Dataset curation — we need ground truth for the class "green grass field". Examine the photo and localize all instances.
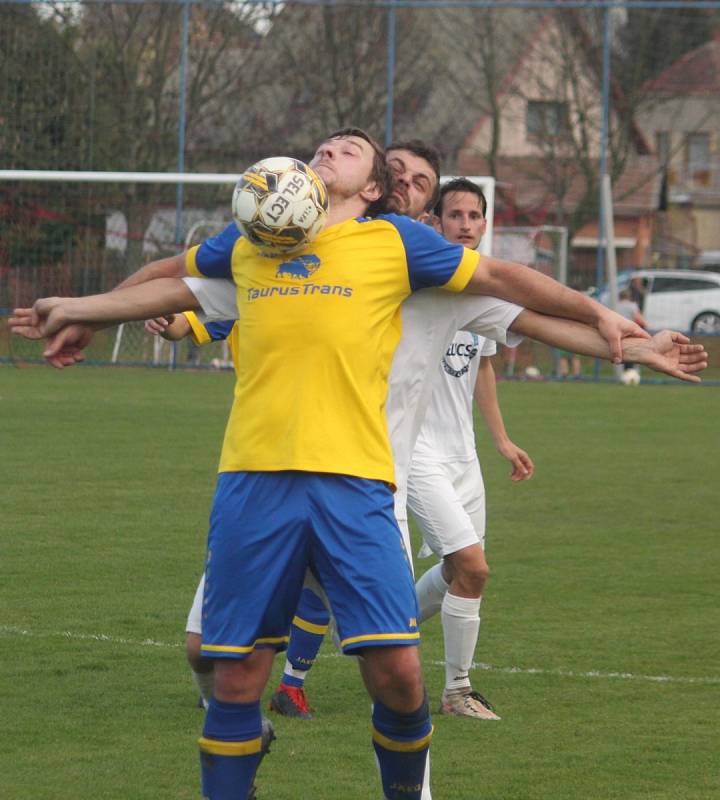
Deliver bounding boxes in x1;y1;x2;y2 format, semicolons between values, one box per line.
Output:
2;366;718;799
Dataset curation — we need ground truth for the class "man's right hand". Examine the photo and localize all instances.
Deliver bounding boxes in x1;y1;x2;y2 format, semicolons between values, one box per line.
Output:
10;297;78;337
10;300;96;369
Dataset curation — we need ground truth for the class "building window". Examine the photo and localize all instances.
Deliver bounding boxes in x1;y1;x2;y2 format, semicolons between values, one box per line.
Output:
526;101;570;139
685;132;710;186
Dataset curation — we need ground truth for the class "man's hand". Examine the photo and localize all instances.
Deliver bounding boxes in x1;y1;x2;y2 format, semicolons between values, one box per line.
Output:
625;331;707;382
10;300;96;369
144;314;192;341
144;316;175;336
10;279;200;369
41;324;96;368
10;297;75;338
597;307;651;363
495;440;535;482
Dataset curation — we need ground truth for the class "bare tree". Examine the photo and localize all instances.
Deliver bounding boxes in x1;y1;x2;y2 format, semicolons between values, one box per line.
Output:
247;3;438;159
413;6;539;173
451;10;657;238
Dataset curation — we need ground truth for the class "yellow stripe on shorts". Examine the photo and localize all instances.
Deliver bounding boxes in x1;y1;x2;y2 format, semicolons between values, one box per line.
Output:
201;635;289;655
340;631;420;648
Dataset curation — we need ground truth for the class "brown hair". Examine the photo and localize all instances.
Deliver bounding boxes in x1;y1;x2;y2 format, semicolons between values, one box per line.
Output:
387;139;442;211
328;127;391;201
435;177;487;217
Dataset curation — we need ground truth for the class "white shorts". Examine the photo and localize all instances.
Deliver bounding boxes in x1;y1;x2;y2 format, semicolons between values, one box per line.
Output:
394;516;415;578
407;457;486;558
186;574;205;634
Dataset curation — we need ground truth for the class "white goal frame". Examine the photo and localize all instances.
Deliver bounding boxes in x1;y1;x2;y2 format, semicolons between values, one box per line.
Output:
1;168;495;252
3;169;495;367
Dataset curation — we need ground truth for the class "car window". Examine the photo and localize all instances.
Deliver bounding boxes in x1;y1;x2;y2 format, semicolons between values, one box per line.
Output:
686;279;720;290
650;277;720;293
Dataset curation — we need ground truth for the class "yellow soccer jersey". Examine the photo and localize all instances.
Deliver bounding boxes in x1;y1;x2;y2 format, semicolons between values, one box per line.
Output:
186;214;478;484
183;313;240;374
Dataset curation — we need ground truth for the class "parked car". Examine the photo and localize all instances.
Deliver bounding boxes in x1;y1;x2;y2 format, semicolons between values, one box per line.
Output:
594;269;720;334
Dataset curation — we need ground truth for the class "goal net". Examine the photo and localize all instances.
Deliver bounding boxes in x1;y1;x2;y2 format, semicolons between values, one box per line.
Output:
3;171;499;367
2;170;577;377
492;225;571;378
1;170;235;366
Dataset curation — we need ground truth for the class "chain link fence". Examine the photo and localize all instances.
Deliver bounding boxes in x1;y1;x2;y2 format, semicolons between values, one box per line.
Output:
2;1;719;372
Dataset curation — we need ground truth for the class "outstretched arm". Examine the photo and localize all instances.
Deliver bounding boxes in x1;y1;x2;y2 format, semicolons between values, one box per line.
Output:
464;256;649;363
18;254;190;366
474;357;534;481
10;278;200;368
510;310;707;382
115;254;187;290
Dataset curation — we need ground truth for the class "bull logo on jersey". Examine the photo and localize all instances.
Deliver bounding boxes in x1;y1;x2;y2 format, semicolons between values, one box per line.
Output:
276;254;321;280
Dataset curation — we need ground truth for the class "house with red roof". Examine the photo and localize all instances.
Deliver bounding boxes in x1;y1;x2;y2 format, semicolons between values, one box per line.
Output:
453;11;665;287
638;32;720;269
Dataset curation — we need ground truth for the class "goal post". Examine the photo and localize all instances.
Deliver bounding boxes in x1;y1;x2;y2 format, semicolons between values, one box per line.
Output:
1;169;237;365
2;169;495;366
111;213;232;367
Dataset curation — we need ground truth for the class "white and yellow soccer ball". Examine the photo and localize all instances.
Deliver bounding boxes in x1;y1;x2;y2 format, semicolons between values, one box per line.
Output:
232;156;328;256
621;367;641;385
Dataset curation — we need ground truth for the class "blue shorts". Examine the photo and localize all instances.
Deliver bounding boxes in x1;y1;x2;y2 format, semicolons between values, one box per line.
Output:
200;471;420;659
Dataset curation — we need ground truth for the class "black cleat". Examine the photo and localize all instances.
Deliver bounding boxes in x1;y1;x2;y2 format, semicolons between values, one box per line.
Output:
269;684;313;719
248;717;276;800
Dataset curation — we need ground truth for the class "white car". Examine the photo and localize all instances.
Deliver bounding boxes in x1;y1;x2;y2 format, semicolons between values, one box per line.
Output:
597;269;720;334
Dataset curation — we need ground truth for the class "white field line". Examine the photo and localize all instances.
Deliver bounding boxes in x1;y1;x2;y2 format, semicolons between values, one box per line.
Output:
3;623;719;686
0;623;182;650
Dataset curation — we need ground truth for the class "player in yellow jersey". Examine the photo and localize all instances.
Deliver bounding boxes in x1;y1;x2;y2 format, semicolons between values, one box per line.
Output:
13;128;682;800
147;311;330;721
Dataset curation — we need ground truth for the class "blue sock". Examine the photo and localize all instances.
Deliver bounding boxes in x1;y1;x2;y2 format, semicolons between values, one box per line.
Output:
199;698;263;800
283;588;329;686
372;698;433;800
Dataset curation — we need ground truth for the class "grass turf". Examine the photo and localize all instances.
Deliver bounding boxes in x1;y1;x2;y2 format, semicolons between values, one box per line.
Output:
1;366;718;799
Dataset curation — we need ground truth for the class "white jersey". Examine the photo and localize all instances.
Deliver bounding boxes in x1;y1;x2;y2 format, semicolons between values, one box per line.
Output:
182;278;524;526
412;331;495;463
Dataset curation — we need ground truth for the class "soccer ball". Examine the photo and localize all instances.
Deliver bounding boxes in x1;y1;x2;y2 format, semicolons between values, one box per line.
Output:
621;368;641;385
232;156;328;256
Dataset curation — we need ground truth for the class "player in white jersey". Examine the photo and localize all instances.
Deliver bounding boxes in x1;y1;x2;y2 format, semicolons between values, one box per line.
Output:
408;178;533;720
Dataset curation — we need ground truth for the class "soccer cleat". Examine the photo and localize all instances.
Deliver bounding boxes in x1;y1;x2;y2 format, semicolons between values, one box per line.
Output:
269;683;312;719
438;689;501;720
248;716;276;800
260;716;277;756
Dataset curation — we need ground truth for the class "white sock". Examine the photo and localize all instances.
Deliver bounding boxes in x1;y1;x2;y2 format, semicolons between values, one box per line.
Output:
192;668;214;709
421;751;432;800
415;563;448;623
441;593;481;693
282;658;307;684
